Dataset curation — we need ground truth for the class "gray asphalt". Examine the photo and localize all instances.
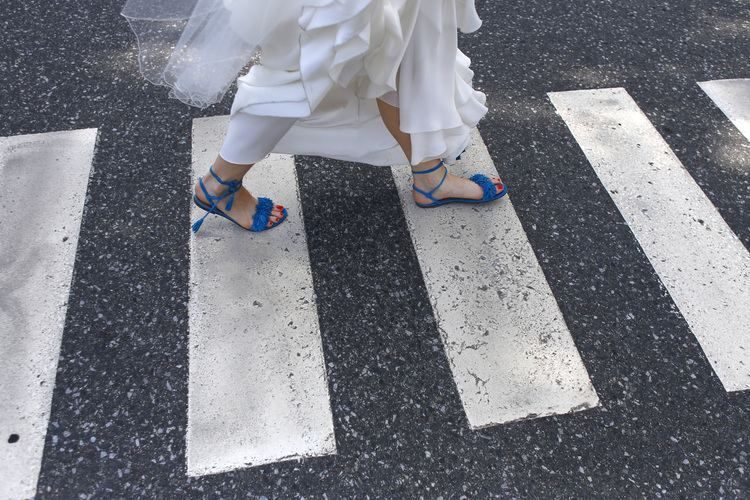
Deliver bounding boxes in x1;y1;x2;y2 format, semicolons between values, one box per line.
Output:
1;0;749;497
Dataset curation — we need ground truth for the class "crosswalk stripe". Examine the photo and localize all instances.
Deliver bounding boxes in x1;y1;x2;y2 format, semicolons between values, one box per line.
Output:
391;129;600;429
698;79;750;142
549;87;750;392
187;117;336;476
0;129;97;499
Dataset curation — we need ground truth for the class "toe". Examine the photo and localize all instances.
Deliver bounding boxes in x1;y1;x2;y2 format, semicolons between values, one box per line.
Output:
267;214;280;227
267;206;285;227
492;177;505;194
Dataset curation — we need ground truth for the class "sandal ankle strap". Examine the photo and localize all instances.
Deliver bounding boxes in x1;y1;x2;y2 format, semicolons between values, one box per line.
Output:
411;161;447;204
411;160;445;175
192;166;243;233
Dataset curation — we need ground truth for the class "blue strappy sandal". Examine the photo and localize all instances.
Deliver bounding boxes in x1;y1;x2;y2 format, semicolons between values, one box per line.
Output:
192;166;287;233
412;161;507;208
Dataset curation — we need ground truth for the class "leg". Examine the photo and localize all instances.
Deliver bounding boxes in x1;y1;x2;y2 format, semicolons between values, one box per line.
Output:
376;99;504;205
194;113;296;230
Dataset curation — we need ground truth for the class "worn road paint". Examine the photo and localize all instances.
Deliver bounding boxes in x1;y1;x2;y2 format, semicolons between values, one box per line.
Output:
698;79;750;142
0;129;96;499
187;116;335;476
550;87;750;392
391;129;599;429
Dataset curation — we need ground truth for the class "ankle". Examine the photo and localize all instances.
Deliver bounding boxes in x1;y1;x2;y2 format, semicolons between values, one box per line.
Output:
412;160;446;188
199;170;237;196
411;158;442;173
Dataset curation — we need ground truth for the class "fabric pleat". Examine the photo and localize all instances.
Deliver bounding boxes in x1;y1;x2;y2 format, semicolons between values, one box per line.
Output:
122;0;487;166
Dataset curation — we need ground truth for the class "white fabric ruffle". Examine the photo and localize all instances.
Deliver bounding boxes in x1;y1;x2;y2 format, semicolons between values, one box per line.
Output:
231;0;486;166
122;0;487;166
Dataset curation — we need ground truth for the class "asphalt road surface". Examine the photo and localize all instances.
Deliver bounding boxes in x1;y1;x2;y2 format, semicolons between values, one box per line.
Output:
1;0;749;498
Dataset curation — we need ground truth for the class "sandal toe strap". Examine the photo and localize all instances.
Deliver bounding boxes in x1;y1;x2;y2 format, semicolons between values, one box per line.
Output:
250;197;274;231
469;174;499;201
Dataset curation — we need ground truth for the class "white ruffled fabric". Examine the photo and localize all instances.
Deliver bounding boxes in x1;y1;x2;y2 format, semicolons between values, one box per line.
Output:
123;0;487;166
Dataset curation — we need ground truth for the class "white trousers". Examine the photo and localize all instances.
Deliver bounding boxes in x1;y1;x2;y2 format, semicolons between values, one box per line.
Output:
219;113;298;165
218;91;401;166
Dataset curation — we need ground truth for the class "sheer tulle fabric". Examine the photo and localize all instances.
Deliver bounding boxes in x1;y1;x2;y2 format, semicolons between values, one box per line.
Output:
122;0;268;108
122;0;488;166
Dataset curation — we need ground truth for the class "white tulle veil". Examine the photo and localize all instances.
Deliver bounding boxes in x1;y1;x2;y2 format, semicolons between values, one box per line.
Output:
121;0;277;107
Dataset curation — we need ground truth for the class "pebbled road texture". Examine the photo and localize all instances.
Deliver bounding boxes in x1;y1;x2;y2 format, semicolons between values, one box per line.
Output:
1;0;748;497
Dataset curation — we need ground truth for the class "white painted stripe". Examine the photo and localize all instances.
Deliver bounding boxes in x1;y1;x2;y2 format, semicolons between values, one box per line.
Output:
391;129;599;429
187;116;335;476
0;129;96;499
549;87;750;392
698;79;750;141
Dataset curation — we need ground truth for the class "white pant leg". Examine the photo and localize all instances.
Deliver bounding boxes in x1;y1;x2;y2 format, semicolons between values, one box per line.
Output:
219;113;298;165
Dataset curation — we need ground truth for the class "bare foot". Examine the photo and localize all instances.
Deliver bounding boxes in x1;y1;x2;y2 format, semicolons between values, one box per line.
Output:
411;160;504;206
195;174;284;230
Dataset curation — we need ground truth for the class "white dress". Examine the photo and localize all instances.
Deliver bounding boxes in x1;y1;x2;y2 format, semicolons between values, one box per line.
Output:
122;0;488;166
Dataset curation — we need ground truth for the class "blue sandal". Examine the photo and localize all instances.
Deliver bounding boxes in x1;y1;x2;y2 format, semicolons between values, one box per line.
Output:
192;166;287;233
412;161;507;208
